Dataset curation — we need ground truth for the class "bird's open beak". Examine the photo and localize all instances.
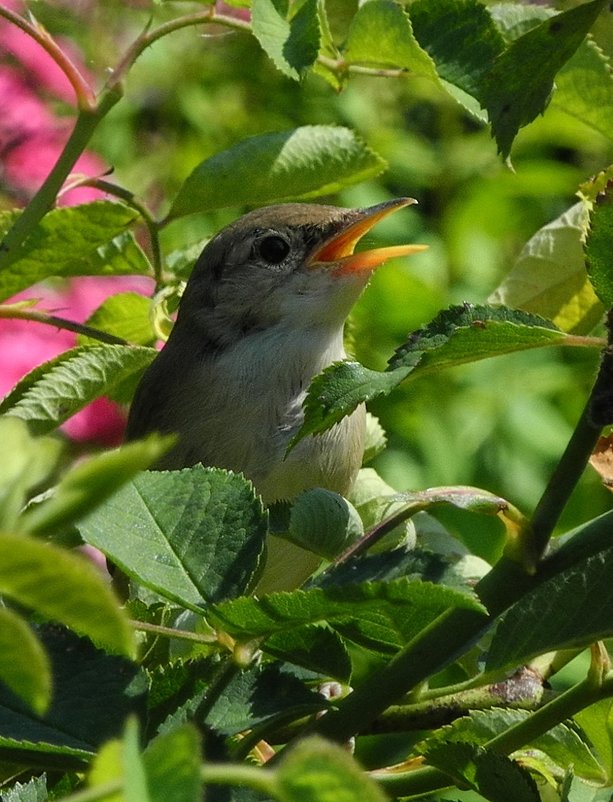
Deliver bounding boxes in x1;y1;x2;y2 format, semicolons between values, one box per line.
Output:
308;197;428;276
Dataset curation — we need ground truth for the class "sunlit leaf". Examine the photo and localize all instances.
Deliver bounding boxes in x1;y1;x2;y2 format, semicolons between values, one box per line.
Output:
252;0;320;79
0;608;51;716
167;126;386;218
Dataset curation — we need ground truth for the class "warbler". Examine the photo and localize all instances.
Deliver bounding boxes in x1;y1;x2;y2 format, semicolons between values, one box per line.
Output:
127;199;425;590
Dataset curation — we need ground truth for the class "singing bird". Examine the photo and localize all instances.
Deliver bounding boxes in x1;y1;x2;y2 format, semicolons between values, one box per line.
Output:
127;198;425;590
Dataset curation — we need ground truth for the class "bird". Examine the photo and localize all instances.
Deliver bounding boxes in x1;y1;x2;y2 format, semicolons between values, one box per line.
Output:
126;198;425;591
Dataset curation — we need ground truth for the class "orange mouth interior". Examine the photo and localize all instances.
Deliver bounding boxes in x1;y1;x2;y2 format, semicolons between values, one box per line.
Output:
309;198;428;275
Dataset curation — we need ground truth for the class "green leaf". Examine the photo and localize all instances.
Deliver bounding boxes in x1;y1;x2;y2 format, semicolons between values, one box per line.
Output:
483;0;608;159
486;542;613;674
252;0;320;80
344;0;437;78
262;625;352;682
276;736;388;802
0;626;145;758
79;466;267;610
410;0;504;99
0;534;135;658
19;435;173;538
553;37;613;144
294;305;567;444
424;740;540;802
0;345;156;435
424;708;606;783
143;724;203;802
585;178;613;307
167;126;386;218
77;292;155;348
0;609;51;716
212;577;484;654
206;664;326;737
575;699;613;781
0;418;63;531
490;202;603;334
0;202;151;301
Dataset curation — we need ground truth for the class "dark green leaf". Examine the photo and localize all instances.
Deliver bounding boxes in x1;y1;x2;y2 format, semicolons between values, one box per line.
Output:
206;664;326;737
212;578;484;654
294;305;566;445
483;0;608;159
388;304;564;371
0;609;51;716
252;0;320;80
410;0;504;99
0;626;145;759
276;736;388;802
0;345;156;435
0;534;135;658
424;741;540;802
0;203;151;301
585;178;613;307
167;127;386;218
344;0;437;77
487;542;613;673
79;466;267;609
262;625;352;682
424;708;605;783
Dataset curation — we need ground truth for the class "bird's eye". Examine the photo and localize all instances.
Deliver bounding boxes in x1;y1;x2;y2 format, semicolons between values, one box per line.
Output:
257;235;291;264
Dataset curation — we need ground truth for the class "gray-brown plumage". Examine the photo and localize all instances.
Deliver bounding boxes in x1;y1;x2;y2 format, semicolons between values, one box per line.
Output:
127;199;424;590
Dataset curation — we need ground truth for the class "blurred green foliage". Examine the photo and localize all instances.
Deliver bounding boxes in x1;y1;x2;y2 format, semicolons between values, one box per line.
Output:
41;0;613;558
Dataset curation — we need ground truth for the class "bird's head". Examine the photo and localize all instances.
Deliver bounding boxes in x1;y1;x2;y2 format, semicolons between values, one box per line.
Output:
175;198;426;351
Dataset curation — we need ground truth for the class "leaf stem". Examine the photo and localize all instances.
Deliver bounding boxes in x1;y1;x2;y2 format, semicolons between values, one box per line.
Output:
131;618;217;644
0;304;129;345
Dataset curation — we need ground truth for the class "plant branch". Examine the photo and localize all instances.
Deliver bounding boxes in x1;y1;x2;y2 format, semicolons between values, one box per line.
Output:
0;5;96;110
0;303;129;345
131;619;217;644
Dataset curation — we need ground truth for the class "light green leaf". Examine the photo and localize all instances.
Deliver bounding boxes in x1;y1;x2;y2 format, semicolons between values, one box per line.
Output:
212;577;483;654
490;202;603;334
252;0;320;80
0;345;156;435
276;736;388;802
0;775;49;802
0;534;135;658
0;608;51;716
483;0;608;159
78;292;155;348
167;126;386;219
0;202;151;301
553;37;613;144
19;435;173;538
575;699;613;781
0;418;63;531
79;466;267;610
344;0;437;78
144;724;203;802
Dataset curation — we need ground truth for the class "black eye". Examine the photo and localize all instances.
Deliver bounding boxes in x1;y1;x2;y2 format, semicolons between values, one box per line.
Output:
257;235;290;264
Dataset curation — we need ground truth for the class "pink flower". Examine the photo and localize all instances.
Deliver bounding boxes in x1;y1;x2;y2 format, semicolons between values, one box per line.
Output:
0;4;155;445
